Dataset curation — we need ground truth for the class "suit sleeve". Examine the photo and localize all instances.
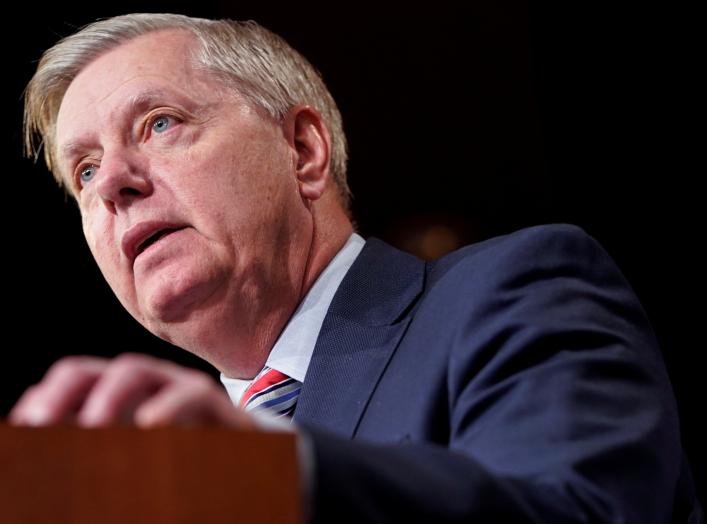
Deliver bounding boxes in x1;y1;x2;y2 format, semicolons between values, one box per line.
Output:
301;225;684;524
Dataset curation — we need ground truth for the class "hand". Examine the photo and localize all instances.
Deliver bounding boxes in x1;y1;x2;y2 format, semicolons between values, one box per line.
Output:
9;353;256;429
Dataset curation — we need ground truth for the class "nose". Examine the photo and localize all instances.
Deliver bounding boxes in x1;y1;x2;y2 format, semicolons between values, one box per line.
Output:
95;148;153;214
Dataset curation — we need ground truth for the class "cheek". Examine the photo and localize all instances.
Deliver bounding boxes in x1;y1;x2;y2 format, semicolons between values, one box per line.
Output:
81;211;139;316
81;208;121;279
81;203;106;253
80;209;98;258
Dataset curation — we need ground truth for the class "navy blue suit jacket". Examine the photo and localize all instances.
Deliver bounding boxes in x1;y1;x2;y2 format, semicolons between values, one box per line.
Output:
293;224;702;523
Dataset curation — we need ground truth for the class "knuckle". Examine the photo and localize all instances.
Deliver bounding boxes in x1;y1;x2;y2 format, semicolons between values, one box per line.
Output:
112;352;147;368
47;356;91;381
22;384;39;397
181;371;215;393
109;353;153;377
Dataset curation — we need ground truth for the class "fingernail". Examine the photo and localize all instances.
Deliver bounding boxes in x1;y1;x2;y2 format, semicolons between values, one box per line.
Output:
24;405;50;426
78;409;102;427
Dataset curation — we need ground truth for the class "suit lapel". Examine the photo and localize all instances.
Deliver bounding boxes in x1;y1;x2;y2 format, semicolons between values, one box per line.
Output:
294;239;425;438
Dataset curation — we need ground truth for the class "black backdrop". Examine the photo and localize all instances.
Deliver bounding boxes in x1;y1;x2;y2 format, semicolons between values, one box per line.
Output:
2;1;702;500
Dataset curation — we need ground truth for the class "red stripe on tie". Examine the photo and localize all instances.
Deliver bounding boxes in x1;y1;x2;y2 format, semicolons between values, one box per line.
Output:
239;368;291;409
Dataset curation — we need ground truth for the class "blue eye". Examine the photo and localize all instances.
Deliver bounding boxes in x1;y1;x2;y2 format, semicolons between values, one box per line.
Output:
80;164;97;184
151;115;173;134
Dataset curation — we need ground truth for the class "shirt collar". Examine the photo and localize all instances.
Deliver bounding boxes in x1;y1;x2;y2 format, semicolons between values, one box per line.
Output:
221;233;366;404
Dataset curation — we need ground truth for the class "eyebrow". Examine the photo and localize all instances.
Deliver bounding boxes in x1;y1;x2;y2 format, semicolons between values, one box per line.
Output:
58;88;194;164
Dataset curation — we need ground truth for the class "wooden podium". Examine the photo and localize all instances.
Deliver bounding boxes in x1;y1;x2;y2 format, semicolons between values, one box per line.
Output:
0;424;302;524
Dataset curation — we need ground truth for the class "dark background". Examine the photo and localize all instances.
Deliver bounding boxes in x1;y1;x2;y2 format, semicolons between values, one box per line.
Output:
2;1;702;501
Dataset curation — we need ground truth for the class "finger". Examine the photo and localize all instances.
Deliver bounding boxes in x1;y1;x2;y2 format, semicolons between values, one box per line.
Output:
9;356;108;426
77;353;178;427
134;373;255;429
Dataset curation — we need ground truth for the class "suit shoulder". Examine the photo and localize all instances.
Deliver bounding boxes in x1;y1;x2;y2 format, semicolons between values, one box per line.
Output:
427;223;623;289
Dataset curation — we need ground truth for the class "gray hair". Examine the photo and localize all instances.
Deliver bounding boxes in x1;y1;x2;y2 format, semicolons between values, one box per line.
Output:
24;13;351;209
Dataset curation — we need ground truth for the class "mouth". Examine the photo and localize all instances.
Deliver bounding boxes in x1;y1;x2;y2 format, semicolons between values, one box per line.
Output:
135;228;183;257
122;222;188;265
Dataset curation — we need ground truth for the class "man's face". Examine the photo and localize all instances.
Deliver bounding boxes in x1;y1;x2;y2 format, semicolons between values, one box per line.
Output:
55;30;314;370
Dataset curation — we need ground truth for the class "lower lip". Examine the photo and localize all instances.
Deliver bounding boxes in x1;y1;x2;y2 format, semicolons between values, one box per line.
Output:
135;227;187;263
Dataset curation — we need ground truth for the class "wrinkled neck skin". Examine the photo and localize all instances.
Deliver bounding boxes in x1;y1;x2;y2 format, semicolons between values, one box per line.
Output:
158;193;352;380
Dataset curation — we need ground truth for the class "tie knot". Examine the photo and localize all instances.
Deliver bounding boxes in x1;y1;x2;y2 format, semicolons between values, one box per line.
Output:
239;367;302;417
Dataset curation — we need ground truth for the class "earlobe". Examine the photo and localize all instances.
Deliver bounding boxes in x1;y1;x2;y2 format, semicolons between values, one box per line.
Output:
283;105;331;202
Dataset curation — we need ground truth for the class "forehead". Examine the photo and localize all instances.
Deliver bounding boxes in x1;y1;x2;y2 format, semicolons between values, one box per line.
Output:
55;30;221;166
58;28;203;118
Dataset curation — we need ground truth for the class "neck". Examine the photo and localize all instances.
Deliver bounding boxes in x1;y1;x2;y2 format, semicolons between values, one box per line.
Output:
215;199;352;379
298;201;353;304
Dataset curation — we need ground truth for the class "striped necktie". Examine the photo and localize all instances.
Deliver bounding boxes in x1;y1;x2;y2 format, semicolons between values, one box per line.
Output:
239;367;302;417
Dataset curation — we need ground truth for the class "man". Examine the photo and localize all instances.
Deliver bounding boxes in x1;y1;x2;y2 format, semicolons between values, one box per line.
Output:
10;13;702;523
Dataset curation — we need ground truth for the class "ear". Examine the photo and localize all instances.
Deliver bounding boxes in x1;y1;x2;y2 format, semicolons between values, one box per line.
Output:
281;105;331;201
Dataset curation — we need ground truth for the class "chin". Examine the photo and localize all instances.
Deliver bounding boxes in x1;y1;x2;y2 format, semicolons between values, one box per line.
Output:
141;299;238;370
140;273;225;325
